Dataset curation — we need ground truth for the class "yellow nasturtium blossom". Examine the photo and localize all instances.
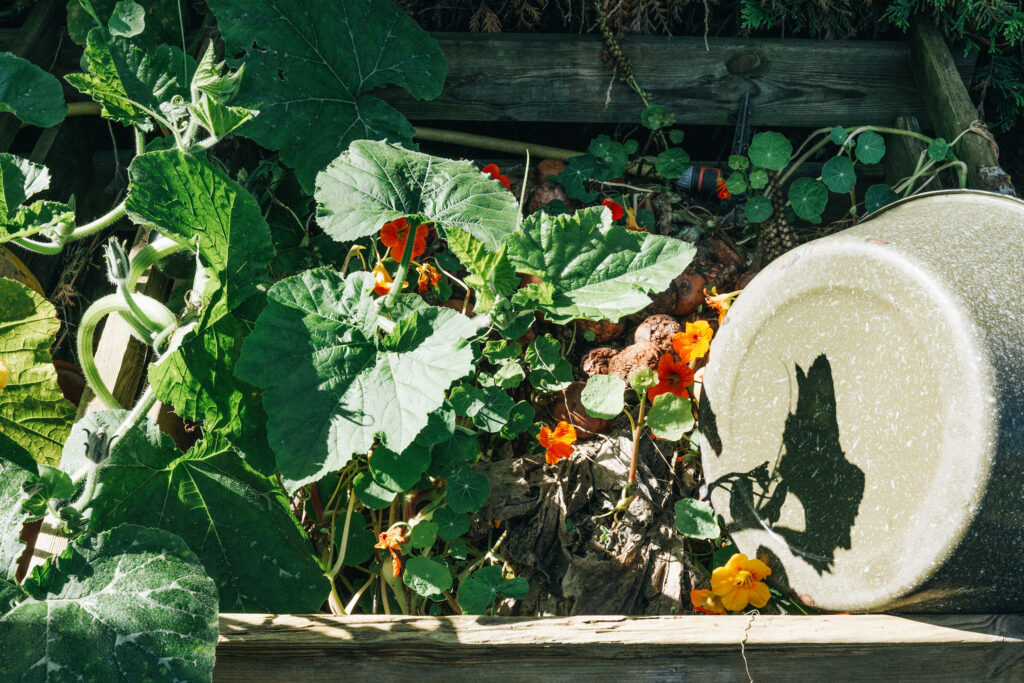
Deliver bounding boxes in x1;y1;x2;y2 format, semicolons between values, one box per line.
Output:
690;588;727;615
672;320;713;362
0;356;7;392
711;553;772;611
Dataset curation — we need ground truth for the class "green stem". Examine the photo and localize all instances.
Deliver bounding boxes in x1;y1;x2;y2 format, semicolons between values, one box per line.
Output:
385;224;418;308
327;492;356;579
64;201;128;242
126;236;189;291
108;385;158;449
12;235;64;255
628;399;647;485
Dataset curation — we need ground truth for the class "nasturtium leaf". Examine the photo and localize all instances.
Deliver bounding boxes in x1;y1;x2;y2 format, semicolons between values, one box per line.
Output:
821;156;857;194
744;195;773;223
127;149;274;322
410;520;439;550
0;279;75;466
236;269;477;491
353;471;398;510
640;103;675;130
623;139;639;154
724;171;747;194
0;524;218;681
674;498;719;539
336;523;376;567
316;141;519;251
403;556;452;598
451;385;515;432
728;155;750;171
748;168;769;190
108;0;145;37
370;443;432;493
415;403;456;447
557;154;601;202
434;507;470;541
508;207;696;323
523;334;573;393
0;52;67;128
457;565;505;614
748;131;792;171
629;367;657;396
502;576;529;599
714;541;739;568
207;0;446;189
62;412;330;613
830;125;848;146
788;177;829;220
445;226;518;313
865;183;900;214
500;400;535;439
428;429;480;477
588;135;628;178
928;137;950;162
655;148;691;179
0;457;36;585
482;359;525;390
483;340;522;363
581;374;625;420
446;466;490;513
647;393;694;441
855;130;886;164
65;27;195;130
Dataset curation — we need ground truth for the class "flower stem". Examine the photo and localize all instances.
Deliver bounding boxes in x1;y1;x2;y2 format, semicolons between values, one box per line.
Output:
385;225;418;308
628;399;647;485
327;492;356;579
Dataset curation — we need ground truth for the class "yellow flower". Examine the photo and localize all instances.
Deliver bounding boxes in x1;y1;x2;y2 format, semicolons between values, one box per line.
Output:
690;588;727;615
0;356;7;392
672;320;713;362
710;553;772;611
704;286;741;326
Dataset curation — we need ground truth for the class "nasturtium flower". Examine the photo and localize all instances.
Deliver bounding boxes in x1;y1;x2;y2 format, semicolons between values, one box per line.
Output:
537;420;577;465
711;553;772;611
417;263;441;293
380;217;429;262
705;286;741;326
672;320;713;362
482;163;511;190
647;353;694;401
375;526;408;578
372;261;395;296
690;588;727;615
0;356;7;392
716;178;731;200
624;206;646;232
602;198;624;221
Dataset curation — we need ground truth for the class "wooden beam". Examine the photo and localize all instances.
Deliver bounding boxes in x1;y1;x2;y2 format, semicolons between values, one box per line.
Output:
215;613;1024;681
384;33;975;128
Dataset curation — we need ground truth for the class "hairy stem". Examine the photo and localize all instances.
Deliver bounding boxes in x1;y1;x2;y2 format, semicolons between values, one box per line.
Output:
385;224;418;307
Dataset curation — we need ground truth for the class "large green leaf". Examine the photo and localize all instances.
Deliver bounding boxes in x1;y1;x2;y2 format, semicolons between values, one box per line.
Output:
315;141;520;251
65;27;194;130
126;149;274;321
235;269;477;491
0;279;75;466
0;524;218;681
0;456;36;586
0;155;73;244
445;226;518;313
0;52;67;128
62;412;329;613
508;207;696;323
207;0;447;189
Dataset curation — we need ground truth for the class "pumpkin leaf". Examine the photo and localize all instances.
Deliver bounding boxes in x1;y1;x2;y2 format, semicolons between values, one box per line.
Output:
0;52;67;127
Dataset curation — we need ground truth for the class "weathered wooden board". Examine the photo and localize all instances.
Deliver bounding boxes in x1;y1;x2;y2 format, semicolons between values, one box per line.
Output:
384;33;975;128
215;613;1024;682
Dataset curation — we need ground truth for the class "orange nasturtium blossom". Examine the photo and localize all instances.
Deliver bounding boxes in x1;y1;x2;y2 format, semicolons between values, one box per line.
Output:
537;421;577;465
705;286;741;326
647;353;695;401
715;177;731;200
601;198;624;221
416;263;441;293
375;526;408;577
672;320;714;363
711;553;772;611
690;588;727;615
380;217;429;262
482;163;511;190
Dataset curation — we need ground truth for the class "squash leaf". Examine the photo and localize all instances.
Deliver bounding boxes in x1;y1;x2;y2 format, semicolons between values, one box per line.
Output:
0;52;67;128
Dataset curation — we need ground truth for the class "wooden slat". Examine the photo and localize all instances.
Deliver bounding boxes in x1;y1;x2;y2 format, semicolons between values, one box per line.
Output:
384;33;975;128
215;613;1024;681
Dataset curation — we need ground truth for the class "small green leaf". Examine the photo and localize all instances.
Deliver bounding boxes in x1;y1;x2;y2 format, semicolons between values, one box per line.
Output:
647;393;694;440
713;541;739;568
640;103;675;130
724;171;747;194
524;334;574;393
482;359;525;390
748;168;769;190
623;139;639;154
674;498;719;539
457;565;505;614
434;507;470;541
821;156;857;194
500;401;535;439
557;154;601;202
788;177;828;220
829;125;848;146
354;471;399;510
580;374;626;419
0;52;67;127
744;195;773;223
655;148;691;179
855;131;886;164
629;367;657;396
728;155;750;171
865;183;899;214
501;576;529;599
108;0;145;36
482;340;522;362
370;443;431;492
669;129;685;144
446;466;490;513
928;137;950;162
428;429;479;477
588;135;628;178
748;131;792;171
410;520;439;549
415;403;456;447
403;556;452;598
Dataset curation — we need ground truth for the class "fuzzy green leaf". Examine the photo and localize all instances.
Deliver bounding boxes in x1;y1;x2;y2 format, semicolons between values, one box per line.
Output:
508;206;696;323
821;156;857;193
445;226;518;313
0;457;36;588
674;498;719;539
108;0;145;37
0;52;67;127
748;131;792;171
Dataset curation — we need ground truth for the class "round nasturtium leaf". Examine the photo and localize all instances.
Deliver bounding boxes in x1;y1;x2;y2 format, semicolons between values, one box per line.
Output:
434;506;470;541
748;168;769;190
655;148;691;179
748;131;792;171
724;171;748;195
829;125;848;146
403;556;452;598
457;565;505;614
855;131;886;164
353;471;399;510
370;443;431;492
674;498;719;539
821;156;857;194
928;137;950;162
580;374;626;420
647;392;694;441
410;520;439;550
445;466;490;513
641;103;675;130
744;195;773;223
788;177;829;220
500;400;535;439
864;183;900;215
728;154;750;171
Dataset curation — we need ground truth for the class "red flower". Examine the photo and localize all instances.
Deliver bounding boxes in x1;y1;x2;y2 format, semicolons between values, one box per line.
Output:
482;163;511;190
716;178;731;200
602;198;624;221
537;421;577;465
380;217;428;262
647;353;695;401
416;263;440;293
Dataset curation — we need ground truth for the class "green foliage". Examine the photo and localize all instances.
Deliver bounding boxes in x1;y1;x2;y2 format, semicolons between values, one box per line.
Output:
647;393;694;441
674;498;719;539
581;374;626;419
821;156;857;193
655;147;691;179
748;131;792;170
0;52;67;127
523;334;574;393
744;195;773;223
457;565;527;614
788;177;829;221
865;183;900;214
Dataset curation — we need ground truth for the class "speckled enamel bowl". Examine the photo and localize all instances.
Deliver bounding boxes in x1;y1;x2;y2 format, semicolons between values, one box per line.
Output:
699;190;1024;612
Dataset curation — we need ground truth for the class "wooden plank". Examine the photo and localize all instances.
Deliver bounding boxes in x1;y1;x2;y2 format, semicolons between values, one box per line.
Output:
384;33;975;128
909;22;1012;193
215;613;1024;682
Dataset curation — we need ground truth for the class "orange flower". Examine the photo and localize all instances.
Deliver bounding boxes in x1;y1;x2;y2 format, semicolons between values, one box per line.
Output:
690;588;727;615
624;206;646;232
482;163;511;190
710;553;772;611
602;198;624;221
380;217;428;262
416;263;441;293
672;320;713;363
716;178;731;200
537;421;577;465
375;526;408;577
705;287;741;326
647;353;694;401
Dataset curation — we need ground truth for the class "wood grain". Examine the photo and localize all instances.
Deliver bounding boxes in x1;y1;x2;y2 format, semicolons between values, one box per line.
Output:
385;33;975;128
215;613;1024;682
